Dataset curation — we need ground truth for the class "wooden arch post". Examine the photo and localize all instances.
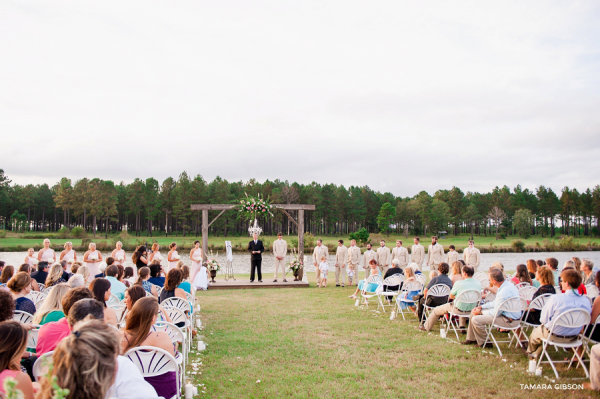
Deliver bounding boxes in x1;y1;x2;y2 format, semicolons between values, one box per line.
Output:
190;204;315;265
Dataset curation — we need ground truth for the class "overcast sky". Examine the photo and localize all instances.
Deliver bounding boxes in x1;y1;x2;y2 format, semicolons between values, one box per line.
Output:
1;1;599;197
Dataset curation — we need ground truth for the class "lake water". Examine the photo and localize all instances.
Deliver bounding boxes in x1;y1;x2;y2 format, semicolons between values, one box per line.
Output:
2;251;599;275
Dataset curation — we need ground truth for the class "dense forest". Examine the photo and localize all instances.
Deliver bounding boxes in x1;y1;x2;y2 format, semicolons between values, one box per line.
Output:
0;169;599;239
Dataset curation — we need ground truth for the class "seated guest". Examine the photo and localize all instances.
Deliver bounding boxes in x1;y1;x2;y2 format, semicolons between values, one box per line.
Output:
450;261;463;286
59;260;70;281
584;272;600;343
348;260;380;300
536;260;544;268
122;297;178;399
429;270;439;280
68;273;85;288
420;266;481;331
526;259;541;288
462;269;521;348
397;267;420;316
117;264;130;288
0;321;35;399
177;265;192;294
18;264;40;292
511;264;532;286
31;261;50;285
94;260;109;279
159;268;188;304
0;290;15;322
135;266;158;296
76;265;90;283
105;265;127;300
38;319;137;399
70;261;82;274
89;278;118;327
382;259;404;300
44;263;67;288
582;259;597;286
8;272;36;314
124;266;136;286
36;287;94;356
122;285;172;326
0;265;14;284
560;263;587;295
522;266;556;326
525;268;591;359
32;283;70;325
416;262;452;322
546;257;559;286
148;263;166;287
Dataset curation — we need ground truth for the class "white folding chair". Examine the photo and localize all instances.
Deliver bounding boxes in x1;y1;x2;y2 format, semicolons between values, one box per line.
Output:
376;274;403;312
37;283;46;291
360;275;383;308
519;294;554;343
124;346;181;399
110;304;128;323
154;285;164;296
586;284;599;300
396;281;423;320
32;351;54;382
106;293;120;308
153;321;187;379
582;314;600;360
27;324;42;351
536;309;591;379
446;289;481;340
515;282;531;290
482;297;528;356
518;286;538;302
415;274;426;286
161;305;191;352
420;284;451;325
13;310;34;325
26;290;47;305
473;272;489;289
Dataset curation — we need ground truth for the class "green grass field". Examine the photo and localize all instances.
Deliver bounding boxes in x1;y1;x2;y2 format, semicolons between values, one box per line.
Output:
186;273;598;398
1;232;600;252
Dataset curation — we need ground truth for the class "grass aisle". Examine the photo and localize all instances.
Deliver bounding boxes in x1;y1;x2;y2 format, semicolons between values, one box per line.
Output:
192;274;597;398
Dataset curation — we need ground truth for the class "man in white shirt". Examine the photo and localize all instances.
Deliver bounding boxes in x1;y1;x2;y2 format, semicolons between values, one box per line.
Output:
376;240;391;275
446;245;459;266
362;243;378;280
347;239;361;286
411;237;425;271
312;239;329;286
427;236;445;271
463;240;481;271
107;356;160;398
391;240;409;270
272;232;288;283
335;239;348;287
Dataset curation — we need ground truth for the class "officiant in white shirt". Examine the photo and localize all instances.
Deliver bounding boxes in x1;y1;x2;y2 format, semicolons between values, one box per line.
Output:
273;232;288;282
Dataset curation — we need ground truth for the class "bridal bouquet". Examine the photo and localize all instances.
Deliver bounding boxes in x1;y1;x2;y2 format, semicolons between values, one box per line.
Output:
117;255;125;261
173;253;181;260
47;258;55;264
238;193;274;221
89;254;98;261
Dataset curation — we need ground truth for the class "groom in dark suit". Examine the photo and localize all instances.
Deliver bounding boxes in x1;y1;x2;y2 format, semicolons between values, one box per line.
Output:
248;233;265;282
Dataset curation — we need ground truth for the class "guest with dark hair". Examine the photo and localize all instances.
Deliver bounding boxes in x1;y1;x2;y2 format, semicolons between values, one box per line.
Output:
89;278;118;327
148;263;165;287
0;321;35;399
511;264;532;286
0;265;14;284
132;246;148;271
416;262;452;322
106;265;126;300
31;261;50;285
522;266;556;326
545;257;559;286
0;290;16;322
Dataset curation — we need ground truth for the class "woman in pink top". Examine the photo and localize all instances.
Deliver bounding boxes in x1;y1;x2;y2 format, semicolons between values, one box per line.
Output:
83;242;103;282
0;321;36;398
37;238;56;264
24;248;38;267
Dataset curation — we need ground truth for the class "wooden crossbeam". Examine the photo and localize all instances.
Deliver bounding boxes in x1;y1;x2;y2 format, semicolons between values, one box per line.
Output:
207;209;227;228
279;209;299;229
190;204;315;211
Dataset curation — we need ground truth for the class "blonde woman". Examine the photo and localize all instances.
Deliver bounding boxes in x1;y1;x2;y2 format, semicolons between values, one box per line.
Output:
398;266;420;316
32;283;70;325
111;241;126;265
37;238;56;263
44;263;66;288
24;248;38;267
59;242;77;270
83;242;102;281
167;242;179;271
76;265;90;284
450;261;463;286
148;243;163;264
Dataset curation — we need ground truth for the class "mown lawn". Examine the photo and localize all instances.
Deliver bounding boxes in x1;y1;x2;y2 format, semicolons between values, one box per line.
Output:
187;273;599;398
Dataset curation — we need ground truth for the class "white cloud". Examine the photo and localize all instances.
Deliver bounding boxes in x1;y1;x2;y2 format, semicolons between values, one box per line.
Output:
1;0;599;197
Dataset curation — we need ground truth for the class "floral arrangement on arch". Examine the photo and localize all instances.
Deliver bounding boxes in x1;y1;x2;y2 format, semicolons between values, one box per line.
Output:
238;193;274;222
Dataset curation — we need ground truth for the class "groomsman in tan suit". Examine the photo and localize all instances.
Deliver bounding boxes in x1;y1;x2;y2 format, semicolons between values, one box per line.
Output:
427;236;445;270
446;244;459;266
312;239;329;286
362;243;378;280
463;240;481;271
272;232;288;282
335;239;348;287
391;240;409;270
411;237;425;271
347;239;361;286
376;240;391;275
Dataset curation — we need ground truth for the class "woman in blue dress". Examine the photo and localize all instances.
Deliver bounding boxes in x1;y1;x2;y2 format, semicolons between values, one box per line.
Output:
397;266;420;316
349;259;381;301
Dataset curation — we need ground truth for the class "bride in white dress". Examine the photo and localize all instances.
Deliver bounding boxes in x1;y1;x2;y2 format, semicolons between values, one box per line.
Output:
190;241;207;290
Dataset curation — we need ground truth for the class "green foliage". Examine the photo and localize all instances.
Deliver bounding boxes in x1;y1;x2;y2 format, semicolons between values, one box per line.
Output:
0;229;5;238
57;226;70;239
71;226;86;238
349;228;370;245
304;233;316;248
513;209;534;238
511;240;526;252
376;202;396;236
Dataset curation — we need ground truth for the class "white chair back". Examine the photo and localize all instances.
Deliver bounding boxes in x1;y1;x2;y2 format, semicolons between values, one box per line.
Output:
184;291;194;304
473;272;489;287
27;325;42;350
153;321;185;344
415;274;426;286
515;282;531;290
454;289;481;308
26;290;47;304
37;283;46;291
110;304;128;322
162;306;187;325
161;297;192;314
402;281;422;294
547;309;591;337
13;310;34;324
124;346;180;397
427;284;451;298
518;286;538;301
528;293;553;311
381;275;403;291
495;297;527;317
32;351;54;382
586;284;599;299
106;293;120;308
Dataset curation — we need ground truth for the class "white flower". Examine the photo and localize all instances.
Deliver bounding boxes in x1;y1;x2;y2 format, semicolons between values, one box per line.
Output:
117;256;124;261
47;258;55;263
173;254;180;260
89;255;98;261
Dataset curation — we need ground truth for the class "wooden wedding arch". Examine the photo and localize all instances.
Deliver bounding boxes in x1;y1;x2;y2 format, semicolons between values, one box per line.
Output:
190;204;316;264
